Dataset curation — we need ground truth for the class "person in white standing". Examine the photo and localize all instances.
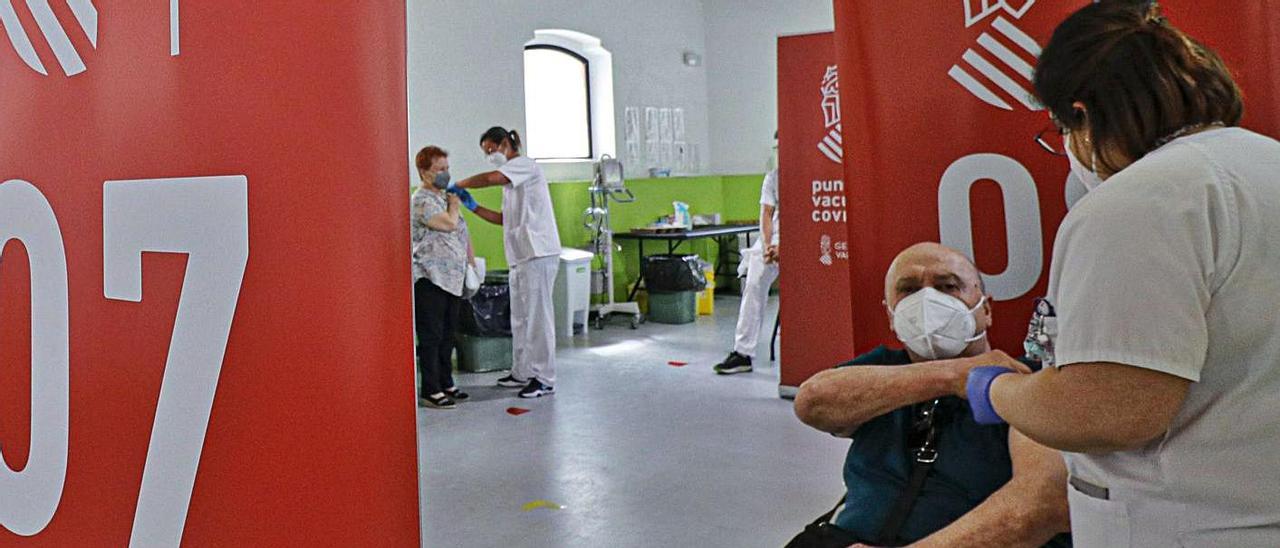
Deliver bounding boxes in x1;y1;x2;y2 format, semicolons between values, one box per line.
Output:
452;127;562;398
936;3;1280;546
714;151;781;375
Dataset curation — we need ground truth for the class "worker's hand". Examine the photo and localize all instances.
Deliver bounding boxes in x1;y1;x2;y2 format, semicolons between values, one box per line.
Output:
944;350;1033;399
450;188;479;212
764;244;780;264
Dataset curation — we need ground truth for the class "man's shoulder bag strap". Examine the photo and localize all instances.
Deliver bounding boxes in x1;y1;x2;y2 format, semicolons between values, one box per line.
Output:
874;398;943;546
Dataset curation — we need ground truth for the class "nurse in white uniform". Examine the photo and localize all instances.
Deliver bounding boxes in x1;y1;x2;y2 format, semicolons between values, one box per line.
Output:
949;3;1280;546
452;127;562;399
713;167;780;375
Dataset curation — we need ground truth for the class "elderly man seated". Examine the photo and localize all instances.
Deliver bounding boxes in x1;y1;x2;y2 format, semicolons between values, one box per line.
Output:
790;243;1071;548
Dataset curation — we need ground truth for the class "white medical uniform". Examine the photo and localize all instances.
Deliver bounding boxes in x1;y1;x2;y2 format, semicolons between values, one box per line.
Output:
733;169;781;358
499;156;562;386
1041;128;1280;547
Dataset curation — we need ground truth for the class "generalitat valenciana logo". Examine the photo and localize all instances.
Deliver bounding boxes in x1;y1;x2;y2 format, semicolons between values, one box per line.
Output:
949;0;1045;112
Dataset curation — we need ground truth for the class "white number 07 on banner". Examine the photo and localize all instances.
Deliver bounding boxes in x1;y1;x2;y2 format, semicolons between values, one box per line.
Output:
0;176;248;547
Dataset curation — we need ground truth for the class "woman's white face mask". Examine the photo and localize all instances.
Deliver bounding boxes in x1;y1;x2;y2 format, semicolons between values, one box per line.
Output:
890;287;987;360
1065;133;1105;192
486;151;508;168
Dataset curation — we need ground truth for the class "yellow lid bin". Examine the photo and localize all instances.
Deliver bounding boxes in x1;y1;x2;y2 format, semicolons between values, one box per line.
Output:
697;266;715;315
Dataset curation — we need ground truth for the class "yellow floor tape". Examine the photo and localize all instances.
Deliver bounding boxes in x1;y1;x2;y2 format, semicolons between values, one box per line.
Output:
521;500;565;512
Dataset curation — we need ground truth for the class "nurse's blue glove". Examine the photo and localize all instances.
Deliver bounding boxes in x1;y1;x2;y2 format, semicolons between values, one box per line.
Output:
967;366;1014;425
452;189;479;212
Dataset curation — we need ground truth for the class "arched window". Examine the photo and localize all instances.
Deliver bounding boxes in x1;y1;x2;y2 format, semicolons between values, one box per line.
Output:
523;30;616;162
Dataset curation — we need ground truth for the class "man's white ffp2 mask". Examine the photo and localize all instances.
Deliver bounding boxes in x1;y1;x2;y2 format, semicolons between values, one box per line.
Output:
891;287;987;360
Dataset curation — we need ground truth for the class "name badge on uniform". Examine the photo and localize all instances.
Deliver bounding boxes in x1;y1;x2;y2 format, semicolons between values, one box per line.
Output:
1024;298;1058;367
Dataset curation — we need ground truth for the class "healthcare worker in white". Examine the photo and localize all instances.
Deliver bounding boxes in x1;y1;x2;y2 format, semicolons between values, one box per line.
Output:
713;138;780;375
946;3;1280;546
451;126;562;398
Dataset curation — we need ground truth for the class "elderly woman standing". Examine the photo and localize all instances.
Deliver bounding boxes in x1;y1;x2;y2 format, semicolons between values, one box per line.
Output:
412;146;472;409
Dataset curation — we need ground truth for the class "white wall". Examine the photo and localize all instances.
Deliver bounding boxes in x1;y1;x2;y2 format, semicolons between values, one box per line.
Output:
408;0;712;182
703;0;834;175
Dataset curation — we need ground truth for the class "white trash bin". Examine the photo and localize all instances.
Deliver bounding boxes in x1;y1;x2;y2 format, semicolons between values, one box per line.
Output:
555;249;594;341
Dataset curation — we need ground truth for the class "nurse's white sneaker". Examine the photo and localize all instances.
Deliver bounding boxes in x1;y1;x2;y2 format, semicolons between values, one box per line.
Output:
518;380;555;398
497;374;527;388
714;352;753;375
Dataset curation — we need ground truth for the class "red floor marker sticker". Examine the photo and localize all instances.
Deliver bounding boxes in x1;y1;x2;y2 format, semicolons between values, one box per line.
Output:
507;407;531;416
668;361;688;367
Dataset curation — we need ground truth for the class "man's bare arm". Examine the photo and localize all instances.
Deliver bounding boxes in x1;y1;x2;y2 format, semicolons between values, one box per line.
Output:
794;358;1029;436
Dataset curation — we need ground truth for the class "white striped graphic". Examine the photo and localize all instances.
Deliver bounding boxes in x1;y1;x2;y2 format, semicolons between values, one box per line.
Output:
948;65;1013;111
992;16;1041;56
0;0;97;76
962;49;1039;110
67;0;95;47
947;17;1044;112
977;32;1033;80
0;0;47;74
27;0;86;76
819;139;841;163
818;124;843;164
170;0;178;55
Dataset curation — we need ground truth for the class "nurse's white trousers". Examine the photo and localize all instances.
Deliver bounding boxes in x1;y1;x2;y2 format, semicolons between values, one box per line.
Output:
510;255;558;385
733;248;779;359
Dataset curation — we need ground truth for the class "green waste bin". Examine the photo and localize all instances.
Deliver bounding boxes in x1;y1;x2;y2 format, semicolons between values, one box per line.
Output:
647;291;698;324
456;334;512;373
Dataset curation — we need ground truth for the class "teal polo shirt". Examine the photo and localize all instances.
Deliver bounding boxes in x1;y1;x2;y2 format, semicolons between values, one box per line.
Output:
831;346;1070;547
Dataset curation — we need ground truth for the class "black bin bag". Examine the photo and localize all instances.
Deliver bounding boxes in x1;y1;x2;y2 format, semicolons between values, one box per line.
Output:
643;254;708;292
461;283;512;337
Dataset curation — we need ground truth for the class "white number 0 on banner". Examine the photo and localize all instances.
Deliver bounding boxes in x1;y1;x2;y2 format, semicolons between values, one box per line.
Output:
0;180;70;537
938;154;1044;301
0;176;248;547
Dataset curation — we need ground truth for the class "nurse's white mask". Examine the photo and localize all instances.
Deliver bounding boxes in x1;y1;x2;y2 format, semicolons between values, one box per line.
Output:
486;151;508;168
891;287;987;360
1065;133;1104;192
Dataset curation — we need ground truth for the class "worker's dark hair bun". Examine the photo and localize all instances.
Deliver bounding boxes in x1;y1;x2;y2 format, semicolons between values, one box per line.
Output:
480;126;522;153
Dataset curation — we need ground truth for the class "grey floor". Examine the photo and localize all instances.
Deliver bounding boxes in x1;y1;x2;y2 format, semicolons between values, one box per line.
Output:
417;295;849;548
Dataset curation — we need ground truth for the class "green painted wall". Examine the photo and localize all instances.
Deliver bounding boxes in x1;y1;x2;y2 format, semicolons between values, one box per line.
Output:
448;173;767;298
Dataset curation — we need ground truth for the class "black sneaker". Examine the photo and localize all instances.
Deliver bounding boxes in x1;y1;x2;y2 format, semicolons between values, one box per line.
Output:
714;352;753;375
419;393;457;409
518;379;555;399
444;387;470;401
497;375;526;388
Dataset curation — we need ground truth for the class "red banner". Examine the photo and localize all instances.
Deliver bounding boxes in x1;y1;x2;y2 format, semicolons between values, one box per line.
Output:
835;0;1280;357
0;2;419;546
777;32;855;389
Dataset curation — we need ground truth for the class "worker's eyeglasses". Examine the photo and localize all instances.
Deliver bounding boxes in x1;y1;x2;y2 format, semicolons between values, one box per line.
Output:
1035;125;1069;157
